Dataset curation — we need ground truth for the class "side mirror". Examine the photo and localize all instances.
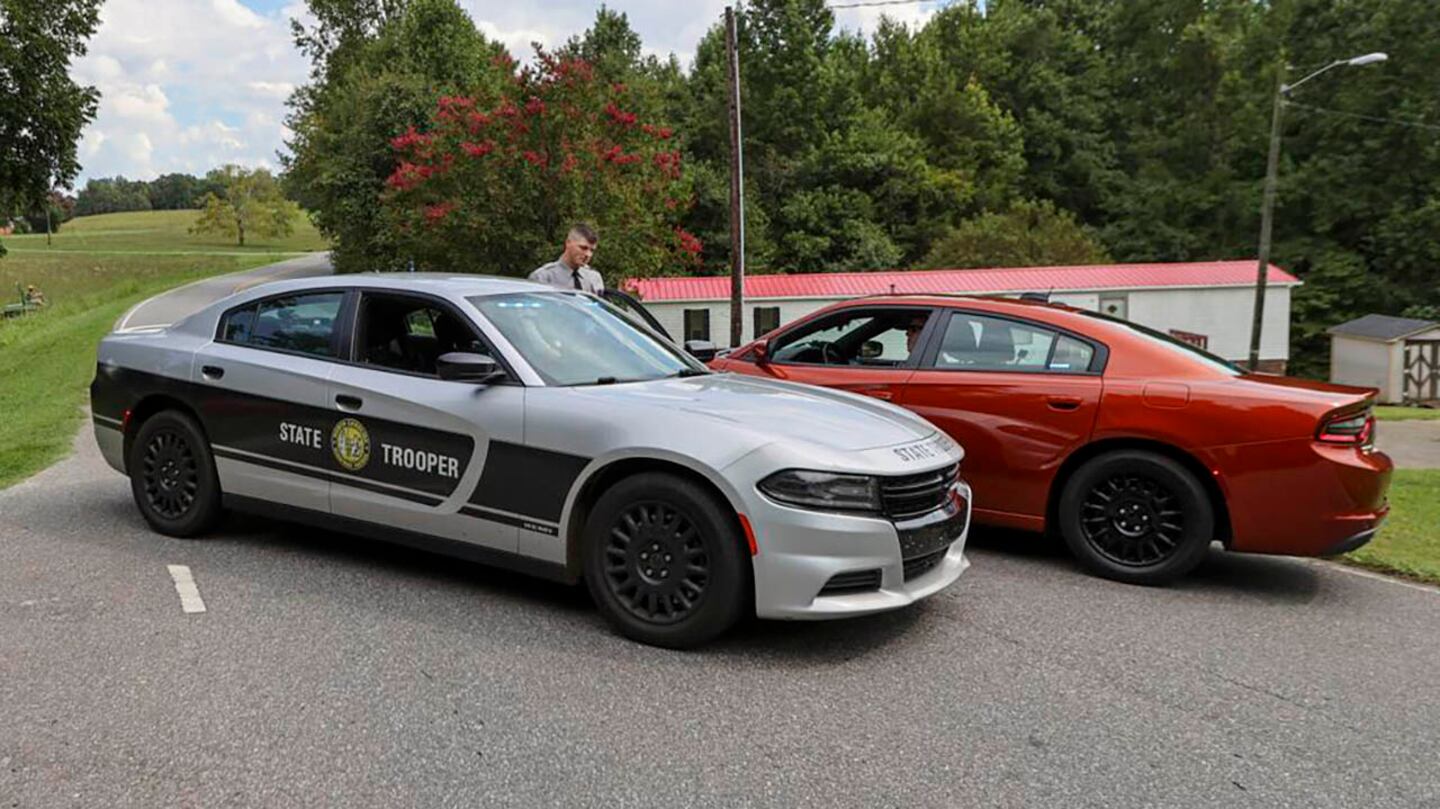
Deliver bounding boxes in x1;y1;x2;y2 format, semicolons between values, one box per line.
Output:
437;352;503;383
753;338;770;365
860;340;883;360
684;339;718;363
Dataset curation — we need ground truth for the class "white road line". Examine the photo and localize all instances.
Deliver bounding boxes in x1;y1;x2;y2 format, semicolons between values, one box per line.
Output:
166;564;208;614
1307;559;1440;596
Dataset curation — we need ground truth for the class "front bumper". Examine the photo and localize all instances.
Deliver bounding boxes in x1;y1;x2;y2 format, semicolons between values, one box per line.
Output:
745;480;972;620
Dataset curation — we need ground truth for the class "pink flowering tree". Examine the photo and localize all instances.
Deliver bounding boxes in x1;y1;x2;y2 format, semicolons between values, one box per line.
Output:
382;51;701;280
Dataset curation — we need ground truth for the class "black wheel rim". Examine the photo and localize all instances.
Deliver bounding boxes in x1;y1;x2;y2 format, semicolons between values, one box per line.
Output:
141;428;200;520
603;501;710;625
1079;474;1185;567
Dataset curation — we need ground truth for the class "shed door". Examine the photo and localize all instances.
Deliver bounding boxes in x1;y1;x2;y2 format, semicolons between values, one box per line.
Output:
1404;340;1440;401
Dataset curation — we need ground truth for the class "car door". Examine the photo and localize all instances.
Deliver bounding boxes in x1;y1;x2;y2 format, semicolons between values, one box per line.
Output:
599;288;673;341
193;289;350;515
326;290;524;553
899;309;1104;530
726;305;940;402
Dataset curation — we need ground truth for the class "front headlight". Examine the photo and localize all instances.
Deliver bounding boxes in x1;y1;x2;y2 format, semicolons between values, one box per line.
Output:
757;469;881;513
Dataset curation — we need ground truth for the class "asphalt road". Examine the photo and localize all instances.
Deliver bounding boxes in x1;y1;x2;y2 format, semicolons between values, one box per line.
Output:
4;259;1438;806
114;252;334;331
3;427;1439;808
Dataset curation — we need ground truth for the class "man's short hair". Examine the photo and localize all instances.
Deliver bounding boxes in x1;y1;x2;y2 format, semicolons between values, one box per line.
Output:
567;223;598;245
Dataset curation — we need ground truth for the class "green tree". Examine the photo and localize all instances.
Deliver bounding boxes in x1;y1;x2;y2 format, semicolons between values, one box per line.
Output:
381;51;698;280
282;0;509;272
190;166;298;246
146;173;209;210
74;176;153;215
0;0;101;256
922;199;1110;269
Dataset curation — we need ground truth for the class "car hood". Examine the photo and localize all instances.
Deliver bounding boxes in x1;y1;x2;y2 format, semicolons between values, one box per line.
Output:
568;372;938;452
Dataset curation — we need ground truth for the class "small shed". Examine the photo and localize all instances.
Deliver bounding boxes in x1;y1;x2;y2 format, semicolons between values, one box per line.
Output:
1328;314;1440;403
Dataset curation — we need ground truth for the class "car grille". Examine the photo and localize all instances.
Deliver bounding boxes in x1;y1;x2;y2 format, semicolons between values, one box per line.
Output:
818;569;882;596
903;549;947;582
881;463;958;521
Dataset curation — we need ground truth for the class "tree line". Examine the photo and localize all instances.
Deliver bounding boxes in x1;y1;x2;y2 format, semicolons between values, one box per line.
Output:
283;0;1440;376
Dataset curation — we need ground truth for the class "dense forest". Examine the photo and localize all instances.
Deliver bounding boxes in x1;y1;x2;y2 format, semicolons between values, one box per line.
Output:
282;0;1440;375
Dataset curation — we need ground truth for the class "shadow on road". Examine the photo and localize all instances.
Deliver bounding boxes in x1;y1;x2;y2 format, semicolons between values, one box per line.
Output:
964;524;1323;604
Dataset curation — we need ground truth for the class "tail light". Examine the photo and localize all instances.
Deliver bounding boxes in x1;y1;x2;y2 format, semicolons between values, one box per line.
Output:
1317;409;1374;445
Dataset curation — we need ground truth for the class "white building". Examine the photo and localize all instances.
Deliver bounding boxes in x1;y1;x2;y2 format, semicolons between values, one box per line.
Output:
1328;314;1440;403
623;260;1300;371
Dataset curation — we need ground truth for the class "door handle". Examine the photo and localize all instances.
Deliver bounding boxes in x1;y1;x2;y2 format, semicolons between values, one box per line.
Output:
201;365;225;380
1046;396;1083;411
854;386;894;401
335;394;363;411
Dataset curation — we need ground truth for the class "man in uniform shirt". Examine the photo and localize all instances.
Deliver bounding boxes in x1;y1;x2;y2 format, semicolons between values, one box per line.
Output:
529;224;604;293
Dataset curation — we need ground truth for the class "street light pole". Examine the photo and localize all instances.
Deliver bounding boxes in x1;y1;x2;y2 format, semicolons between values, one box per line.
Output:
1246;64;1285;372
1245;51;1388;373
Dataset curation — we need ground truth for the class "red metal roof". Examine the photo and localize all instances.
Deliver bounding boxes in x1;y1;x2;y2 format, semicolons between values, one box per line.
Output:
622;260;1299;302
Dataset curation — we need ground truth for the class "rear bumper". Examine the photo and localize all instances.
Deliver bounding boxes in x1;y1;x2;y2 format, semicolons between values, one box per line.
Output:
1214;440;1392;557
1321;527;1379;557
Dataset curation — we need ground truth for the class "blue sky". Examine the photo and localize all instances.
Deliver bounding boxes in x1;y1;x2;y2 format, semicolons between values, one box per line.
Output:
73;0;945;185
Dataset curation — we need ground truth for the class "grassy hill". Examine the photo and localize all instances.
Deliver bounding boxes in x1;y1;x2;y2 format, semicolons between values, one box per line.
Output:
0;209;328;488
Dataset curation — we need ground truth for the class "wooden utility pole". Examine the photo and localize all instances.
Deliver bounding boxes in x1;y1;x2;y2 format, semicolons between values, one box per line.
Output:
724;5;746;348
1248;62;1286;372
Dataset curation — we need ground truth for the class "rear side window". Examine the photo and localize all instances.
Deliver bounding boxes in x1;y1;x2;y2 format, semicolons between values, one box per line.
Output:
219;292;344;358
930;312;1095;374
1049;336;1096;372
220;305;257;343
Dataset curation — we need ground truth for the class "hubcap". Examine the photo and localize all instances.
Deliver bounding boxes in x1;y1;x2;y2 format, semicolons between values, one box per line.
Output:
142;429;199;520
1079;474;1184;567
603;501;709;625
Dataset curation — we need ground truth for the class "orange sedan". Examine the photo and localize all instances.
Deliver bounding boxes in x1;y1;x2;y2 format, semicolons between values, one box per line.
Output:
711;295;1393;584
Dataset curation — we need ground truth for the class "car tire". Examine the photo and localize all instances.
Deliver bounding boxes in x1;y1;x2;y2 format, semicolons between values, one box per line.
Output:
127;409;223;538
1057;450;1214;585
582;472;749;649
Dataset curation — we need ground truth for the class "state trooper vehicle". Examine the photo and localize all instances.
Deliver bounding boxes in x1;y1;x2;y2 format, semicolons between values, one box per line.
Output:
91;274;971;647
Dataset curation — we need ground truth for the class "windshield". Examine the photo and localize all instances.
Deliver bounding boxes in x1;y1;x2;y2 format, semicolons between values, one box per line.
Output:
1078;311;1243;376
470;292;704;386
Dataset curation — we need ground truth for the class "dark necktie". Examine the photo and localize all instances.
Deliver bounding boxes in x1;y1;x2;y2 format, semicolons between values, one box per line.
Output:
572;270;583;290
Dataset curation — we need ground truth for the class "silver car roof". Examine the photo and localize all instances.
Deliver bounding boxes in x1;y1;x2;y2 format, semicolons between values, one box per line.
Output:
250;272;555;298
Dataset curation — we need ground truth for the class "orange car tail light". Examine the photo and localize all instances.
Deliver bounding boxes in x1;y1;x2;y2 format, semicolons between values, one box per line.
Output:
1317;409;1375;446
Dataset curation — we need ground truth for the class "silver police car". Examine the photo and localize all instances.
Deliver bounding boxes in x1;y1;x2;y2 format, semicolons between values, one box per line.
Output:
90;274;971;647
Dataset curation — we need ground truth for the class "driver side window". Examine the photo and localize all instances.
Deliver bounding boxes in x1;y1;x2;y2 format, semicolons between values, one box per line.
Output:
770;308;932;366
357;293;490;376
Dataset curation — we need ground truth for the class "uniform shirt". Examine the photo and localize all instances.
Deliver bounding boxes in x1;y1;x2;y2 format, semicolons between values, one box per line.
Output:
529;259;604;294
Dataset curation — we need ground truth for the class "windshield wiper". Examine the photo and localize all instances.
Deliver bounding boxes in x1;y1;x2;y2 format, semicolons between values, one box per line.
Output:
668;368;709;378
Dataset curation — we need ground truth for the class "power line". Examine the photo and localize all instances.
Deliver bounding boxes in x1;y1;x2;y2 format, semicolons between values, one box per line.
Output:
828;0;937;9
1286;100;1440;133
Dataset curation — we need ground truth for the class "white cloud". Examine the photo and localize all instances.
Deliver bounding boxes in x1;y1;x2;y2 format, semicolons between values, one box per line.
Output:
72;0;946;184
73;0;308;183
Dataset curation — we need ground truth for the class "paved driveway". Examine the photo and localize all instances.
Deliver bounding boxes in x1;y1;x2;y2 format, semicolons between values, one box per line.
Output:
1376;419;1440;469
2;430;1439;808
114;252;333;331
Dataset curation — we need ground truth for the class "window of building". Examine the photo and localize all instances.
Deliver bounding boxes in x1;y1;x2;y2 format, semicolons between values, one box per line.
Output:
684;308;711;342
753;306;781;339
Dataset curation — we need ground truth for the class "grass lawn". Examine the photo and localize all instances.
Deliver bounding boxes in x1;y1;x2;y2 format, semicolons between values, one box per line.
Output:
1344;469;1440;585
1375;405;1440;421
0;210;325;489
